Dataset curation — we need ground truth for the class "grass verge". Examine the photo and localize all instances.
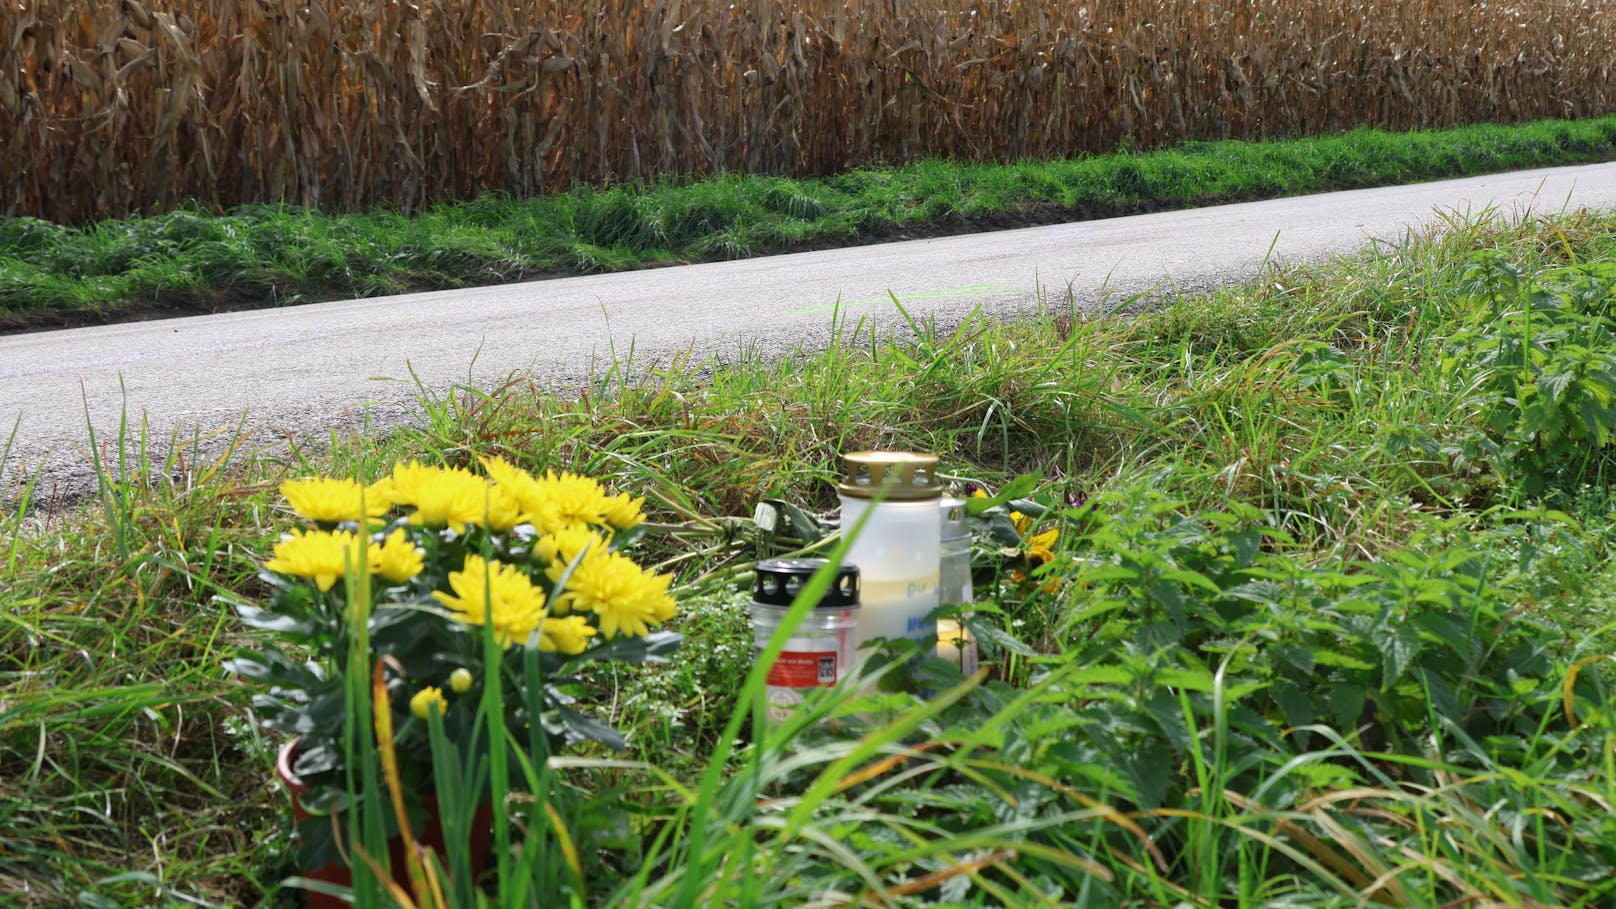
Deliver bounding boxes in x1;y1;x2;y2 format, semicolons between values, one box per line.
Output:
4;207;1616;905
5;114;1616;332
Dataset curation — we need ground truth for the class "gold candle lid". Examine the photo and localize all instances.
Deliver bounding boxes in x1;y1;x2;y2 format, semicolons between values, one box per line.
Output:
838;451;942;500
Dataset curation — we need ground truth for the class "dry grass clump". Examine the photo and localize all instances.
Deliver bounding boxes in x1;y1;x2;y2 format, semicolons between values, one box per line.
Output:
5;0;1615;222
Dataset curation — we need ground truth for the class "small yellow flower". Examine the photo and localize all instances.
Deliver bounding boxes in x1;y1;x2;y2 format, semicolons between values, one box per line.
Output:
265;529;369;592
549;549;676;638
434;554;550;646
281;477;392;524
537;614;596;655
448;668;474;693
410;686;447;720
372;528;424;583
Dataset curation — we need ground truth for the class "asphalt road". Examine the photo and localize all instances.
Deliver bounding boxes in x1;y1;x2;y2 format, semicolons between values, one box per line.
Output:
5;162;1616;510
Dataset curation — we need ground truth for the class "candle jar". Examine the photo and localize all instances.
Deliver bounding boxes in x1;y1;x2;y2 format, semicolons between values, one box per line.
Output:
837;452;942;657
751;558;861;725
937;496;979;674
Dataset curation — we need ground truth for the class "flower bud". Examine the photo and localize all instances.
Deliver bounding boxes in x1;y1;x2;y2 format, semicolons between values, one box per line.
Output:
410;686;447;719
449;668;474;693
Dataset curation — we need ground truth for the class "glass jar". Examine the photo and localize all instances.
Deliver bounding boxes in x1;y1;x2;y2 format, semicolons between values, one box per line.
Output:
750;558;861;724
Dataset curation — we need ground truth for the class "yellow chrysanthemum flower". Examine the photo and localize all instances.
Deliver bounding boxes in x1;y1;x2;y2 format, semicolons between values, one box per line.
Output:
281;477;392;524
601;492;645;530
481;455;541;502
535;529;607;615
528;470;613;535
534;527;603;566
410;686;447;720
434;554;550;646
373;528;424;583
401;466;494;534
265;529;369;592
482;483;526;532
549;550;675;638
386;461;442;507
537;615;596;655
484;456;645;534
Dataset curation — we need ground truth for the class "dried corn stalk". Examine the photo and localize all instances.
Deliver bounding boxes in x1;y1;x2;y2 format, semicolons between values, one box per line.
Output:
2;0;1613;221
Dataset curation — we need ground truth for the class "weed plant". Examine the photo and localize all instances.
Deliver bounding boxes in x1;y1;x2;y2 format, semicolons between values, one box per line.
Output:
4;209;1616;904
3;116;1616;331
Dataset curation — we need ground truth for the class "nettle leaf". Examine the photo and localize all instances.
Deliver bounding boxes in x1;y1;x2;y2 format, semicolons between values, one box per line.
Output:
1273;645;1316;675
1311;648;1374;672
1271;681;1314;731
967;616;1036;657
1159;568;1221;596
1326;684;1367;733
1416;613;1478;661
1228;528;1263;568
1114;738;1172;809
1540;367;1575;404
1142;689;1194;756
1057;665;1134;687
1374;624;1422;690
1221;580;1285;606
1155;666;1216;693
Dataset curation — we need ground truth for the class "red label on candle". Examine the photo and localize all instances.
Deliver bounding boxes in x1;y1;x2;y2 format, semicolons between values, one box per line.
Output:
766;651;838;688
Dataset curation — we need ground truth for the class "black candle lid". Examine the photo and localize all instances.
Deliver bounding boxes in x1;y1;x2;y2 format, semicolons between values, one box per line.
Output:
753;558;860;608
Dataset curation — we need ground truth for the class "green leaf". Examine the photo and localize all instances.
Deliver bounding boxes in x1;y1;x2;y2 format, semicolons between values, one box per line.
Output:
963;473;1042;515
565;630;682;665
1375;624;1422;689
1159;568;1221;596
1273;645;1316;675
1271;681;1314;731
1326;684;1366;733
966;616;1036;656
234;603;318;635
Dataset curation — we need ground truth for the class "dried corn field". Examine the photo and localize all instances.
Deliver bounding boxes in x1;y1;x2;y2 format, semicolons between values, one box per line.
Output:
4;0;1615;222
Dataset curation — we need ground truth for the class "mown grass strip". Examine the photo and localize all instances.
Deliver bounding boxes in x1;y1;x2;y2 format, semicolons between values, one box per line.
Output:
4;115;1616;331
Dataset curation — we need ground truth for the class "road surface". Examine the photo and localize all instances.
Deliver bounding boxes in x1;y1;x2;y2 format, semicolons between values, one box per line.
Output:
4;162;1616;509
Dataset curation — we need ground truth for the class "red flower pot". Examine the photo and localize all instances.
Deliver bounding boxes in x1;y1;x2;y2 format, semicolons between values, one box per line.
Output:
277;740;493;908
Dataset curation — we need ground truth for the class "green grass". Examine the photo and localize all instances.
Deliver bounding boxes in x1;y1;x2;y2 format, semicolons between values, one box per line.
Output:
6;207;1616;905
6;115;1616;331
